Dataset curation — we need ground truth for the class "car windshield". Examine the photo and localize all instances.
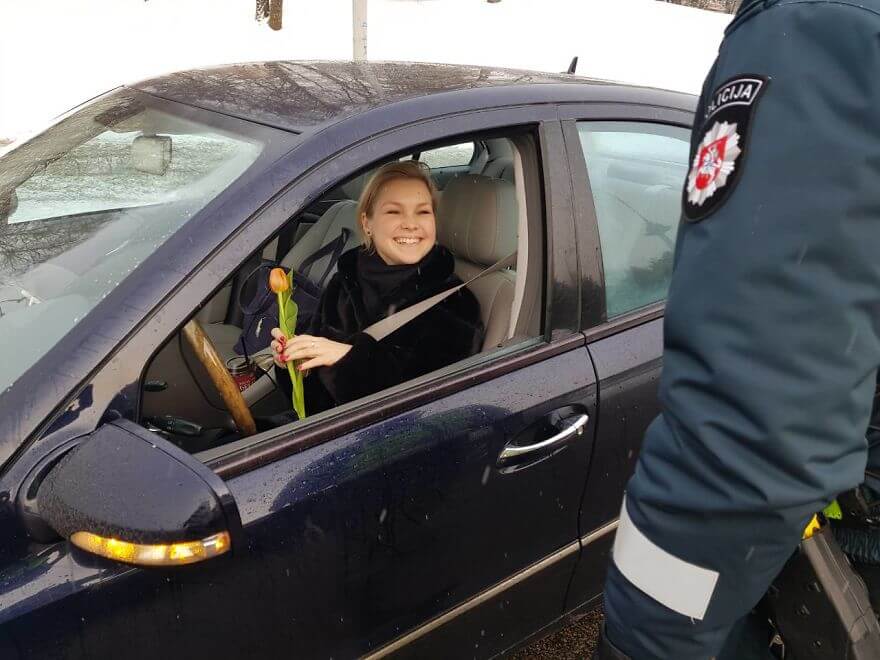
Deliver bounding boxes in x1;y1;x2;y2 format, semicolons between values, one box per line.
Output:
0;90;265;394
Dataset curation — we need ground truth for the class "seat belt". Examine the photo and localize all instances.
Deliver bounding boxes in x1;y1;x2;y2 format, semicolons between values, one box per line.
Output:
363;252;517;342
297;227;351;286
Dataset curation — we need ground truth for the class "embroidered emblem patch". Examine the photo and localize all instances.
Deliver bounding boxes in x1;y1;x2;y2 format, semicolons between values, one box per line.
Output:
687;122;741;208
684;75;769;222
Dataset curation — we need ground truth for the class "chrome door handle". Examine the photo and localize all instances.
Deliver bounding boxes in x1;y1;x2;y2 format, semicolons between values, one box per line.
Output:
499;414;589;461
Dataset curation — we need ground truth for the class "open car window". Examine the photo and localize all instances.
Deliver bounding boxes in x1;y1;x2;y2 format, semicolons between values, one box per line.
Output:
0;91;265;394
139;132;544;460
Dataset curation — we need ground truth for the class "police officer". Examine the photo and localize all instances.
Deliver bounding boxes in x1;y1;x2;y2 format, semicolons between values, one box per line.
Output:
595;0;880;657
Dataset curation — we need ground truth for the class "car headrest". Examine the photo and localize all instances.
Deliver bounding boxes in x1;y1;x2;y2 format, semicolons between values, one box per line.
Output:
130;135;172;175
437;174;518;266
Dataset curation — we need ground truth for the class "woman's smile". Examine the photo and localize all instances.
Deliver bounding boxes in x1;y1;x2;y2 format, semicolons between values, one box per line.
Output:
363;177;437;265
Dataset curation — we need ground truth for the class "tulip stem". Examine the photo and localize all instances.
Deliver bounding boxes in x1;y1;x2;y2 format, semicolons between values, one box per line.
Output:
276;289;306;419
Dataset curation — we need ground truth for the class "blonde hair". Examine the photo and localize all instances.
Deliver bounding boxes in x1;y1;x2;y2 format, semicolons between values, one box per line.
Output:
356;160;439;250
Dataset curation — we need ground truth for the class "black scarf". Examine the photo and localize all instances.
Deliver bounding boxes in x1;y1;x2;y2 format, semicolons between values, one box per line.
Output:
357;250;418;324
356;247;431;325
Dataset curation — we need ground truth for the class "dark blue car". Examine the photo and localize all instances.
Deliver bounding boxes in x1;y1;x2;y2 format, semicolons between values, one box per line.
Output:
0;62;694;658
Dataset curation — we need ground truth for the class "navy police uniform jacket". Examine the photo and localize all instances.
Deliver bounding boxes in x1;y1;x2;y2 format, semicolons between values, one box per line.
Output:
604;1;880;658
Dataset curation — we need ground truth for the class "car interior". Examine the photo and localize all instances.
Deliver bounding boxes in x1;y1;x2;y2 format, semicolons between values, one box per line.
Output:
139;132;545;456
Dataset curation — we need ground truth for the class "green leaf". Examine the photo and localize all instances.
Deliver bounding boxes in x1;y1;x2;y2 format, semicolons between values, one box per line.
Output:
278;276;306;418
293;369;306;419
284;298;299;335
276;291;291;337
285;362;306;419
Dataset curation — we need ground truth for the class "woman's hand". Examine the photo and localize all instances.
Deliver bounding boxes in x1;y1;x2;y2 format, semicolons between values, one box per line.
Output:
272;329;352;371
269;328;289;369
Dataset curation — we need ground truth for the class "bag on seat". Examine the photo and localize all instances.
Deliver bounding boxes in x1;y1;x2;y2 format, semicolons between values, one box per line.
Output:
234;228;350;357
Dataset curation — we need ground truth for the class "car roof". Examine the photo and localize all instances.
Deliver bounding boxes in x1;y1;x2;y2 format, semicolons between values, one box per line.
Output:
129;60;694;134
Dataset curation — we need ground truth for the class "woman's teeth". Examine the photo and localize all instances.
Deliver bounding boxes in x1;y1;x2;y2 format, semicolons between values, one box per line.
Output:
394;237;421;245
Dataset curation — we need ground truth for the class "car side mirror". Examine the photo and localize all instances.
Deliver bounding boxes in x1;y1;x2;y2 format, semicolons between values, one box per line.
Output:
21;420;242;567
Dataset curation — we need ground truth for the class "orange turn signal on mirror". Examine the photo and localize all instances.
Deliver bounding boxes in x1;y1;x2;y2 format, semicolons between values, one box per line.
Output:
70;531;231;566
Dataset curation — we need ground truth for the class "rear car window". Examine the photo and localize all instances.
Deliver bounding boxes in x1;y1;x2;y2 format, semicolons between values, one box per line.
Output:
419;142;475;169
576;121;690;317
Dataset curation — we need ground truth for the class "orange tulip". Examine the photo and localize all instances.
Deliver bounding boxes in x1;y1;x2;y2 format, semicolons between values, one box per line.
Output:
269;268;289;293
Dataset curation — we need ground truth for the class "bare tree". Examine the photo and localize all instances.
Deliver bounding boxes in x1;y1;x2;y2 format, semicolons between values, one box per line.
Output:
255;0;283;30
657;0;741;12
255;0;269;21
269;0;283;30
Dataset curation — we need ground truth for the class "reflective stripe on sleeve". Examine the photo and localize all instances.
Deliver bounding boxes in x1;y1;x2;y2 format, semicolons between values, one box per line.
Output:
612;496;719;620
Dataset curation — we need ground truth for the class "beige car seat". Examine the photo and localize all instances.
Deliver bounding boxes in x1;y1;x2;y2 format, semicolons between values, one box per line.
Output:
473;138;516;184
437;174;518;351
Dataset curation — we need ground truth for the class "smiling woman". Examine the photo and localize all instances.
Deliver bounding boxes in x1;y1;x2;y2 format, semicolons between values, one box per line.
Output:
269;160;484;418
358;161;438;265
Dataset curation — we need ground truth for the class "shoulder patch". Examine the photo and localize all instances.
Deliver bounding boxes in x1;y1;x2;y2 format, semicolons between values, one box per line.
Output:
684;74;769;222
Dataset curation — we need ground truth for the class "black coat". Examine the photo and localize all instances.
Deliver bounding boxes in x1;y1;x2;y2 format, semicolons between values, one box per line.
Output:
277;246;484;416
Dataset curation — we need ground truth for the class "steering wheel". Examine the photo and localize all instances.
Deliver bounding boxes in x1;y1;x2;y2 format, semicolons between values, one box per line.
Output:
182;319;257;437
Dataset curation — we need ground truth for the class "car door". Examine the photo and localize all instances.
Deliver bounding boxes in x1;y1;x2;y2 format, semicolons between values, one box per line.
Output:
558;103;695;611
0;110;597;660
